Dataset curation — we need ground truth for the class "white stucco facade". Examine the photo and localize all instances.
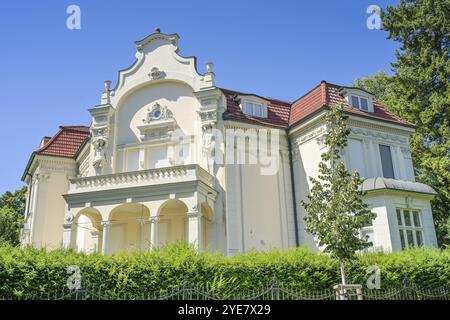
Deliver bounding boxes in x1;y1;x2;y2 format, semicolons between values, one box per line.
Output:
21;30;438;255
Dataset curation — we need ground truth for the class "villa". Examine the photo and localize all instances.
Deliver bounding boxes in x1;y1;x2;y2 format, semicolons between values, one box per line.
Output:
21;29;438;255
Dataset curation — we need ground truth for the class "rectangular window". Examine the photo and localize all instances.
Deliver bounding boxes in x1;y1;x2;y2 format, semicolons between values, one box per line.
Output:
351;96;360;108
147;146;168;169
413;211;421;227
379;144;395;179
416;231;423;246
360;98;369;111
350;95;370;112
242;100;267;118
396;209;402;225
399;230;406;249
397;208;424;249
244;102;253;115
348;138;366;177
126;149;139;171
254;103;263;117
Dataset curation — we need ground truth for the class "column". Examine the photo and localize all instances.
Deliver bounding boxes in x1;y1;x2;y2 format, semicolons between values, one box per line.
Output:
62;223;74;250
188;210;203;251
90;230;100;253
62;205;74;250
149;216;160;249
101;221;111;255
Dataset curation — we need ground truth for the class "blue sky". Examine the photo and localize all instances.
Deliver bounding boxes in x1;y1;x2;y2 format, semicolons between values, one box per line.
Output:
0;0;399;193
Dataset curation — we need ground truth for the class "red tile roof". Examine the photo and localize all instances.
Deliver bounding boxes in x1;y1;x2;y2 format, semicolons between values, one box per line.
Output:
36;126;90;158
220;88;291;128
289;81;413;127
221;82;413;129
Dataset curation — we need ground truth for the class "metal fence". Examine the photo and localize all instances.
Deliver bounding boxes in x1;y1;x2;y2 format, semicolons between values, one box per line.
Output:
2;278;450;300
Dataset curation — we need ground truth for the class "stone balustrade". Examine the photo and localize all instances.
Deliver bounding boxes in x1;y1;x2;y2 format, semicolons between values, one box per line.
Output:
69;164;214;193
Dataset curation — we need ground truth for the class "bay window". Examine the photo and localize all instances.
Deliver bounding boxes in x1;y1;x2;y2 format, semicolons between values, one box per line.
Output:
397;208;424;249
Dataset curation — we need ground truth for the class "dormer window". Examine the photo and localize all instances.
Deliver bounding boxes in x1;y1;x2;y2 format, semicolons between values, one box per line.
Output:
341;88;374;113
350;95;369;111
240;98;268;118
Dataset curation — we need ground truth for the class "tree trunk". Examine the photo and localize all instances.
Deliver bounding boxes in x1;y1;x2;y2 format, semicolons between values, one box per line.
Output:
339;260;347;285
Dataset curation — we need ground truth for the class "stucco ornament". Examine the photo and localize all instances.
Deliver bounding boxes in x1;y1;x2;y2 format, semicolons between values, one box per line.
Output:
148;67;166;81
64;212;74;224
202;129;216;159
92;137;107;171
143;102;173;123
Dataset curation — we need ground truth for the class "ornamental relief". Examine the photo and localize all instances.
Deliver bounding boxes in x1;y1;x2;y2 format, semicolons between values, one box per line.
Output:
349;127;408;143
137;102;177;142
148;67;166;81
198;110;217;123
143;102;174;123
294;126;326;146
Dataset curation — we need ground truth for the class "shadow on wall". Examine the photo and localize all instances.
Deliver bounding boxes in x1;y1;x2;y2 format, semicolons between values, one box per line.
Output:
117;82;198;145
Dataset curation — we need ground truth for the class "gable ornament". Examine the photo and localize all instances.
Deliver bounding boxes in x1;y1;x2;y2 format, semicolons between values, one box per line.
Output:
148;67;166;81
143;102;173;123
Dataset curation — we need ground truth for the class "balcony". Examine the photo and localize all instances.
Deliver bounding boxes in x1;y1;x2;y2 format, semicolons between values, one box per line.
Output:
68;164;214;194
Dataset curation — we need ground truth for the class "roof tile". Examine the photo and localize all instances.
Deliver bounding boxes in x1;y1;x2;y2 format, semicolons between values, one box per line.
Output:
36;126;90;158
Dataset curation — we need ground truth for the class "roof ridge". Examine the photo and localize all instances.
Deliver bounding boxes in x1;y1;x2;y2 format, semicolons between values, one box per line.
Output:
36;128;64;154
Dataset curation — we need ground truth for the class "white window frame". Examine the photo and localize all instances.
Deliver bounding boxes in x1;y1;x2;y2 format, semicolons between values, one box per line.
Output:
396;208;424;249
240;97;268;118
350;95;370;111
342;89;374;112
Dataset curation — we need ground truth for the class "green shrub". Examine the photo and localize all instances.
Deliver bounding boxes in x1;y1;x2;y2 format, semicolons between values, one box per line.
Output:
0;243;448;298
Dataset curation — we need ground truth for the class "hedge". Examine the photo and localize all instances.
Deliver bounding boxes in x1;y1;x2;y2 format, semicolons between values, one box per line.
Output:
0;243;449;298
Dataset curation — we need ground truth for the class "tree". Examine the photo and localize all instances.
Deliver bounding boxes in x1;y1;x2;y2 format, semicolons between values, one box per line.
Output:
301;104;377;285
352;71;396;104
354;0;450;246
0;187;26;246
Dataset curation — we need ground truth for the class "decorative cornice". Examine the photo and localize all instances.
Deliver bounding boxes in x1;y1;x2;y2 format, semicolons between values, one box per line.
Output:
347;117;414;135
293;125;326;146
34;157;77;175
135;32;180;52
349;126;408;144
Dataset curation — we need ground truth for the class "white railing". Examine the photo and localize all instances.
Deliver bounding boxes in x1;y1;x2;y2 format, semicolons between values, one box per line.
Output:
69;164;214;193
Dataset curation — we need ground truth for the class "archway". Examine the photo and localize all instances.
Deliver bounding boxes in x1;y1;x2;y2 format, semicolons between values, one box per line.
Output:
157;199;188;246
74;208;102;253
109;203;150;254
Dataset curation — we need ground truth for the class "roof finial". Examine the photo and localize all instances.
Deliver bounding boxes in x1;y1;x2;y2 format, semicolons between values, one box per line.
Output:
102;80;112;104
205;62;214;73
104;80;111;92
155;27;161;33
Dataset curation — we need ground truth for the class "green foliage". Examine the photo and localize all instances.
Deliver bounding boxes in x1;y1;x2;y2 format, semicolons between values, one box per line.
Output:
352;71;396;104
301;104;376;265
0;244;448;298
353;0;450;246
0;187;26;246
